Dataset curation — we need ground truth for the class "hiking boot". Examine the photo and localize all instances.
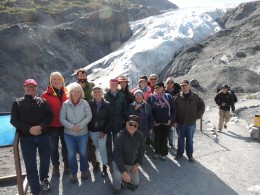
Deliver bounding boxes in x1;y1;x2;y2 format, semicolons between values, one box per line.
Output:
187;155;195;163
169;144;175;149
160;155;167;161
112;186;120;195
217;129;222;133
122;181;137;191
224;124;227;129
40;178;51;191
174;154;183;160
93;162;100;171
153;154;159;159
70;175;78;184
81;172;88;181
63;162;70;175
101;165;108;177
52;165;60;176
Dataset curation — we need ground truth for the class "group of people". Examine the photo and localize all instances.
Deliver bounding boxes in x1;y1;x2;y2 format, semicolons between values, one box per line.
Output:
11;70;209;195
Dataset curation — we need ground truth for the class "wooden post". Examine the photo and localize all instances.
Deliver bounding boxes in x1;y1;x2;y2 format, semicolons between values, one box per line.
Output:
200;117;202;132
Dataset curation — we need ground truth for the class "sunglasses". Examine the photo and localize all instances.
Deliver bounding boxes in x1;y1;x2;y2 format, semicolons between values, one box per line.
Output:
150;78;157;81
128;122;138;128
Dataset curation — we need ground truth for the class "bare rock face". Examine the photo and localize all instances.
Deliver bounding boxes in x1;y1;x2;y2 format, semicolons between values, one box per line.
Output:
0;9;131;112
164;1;260;94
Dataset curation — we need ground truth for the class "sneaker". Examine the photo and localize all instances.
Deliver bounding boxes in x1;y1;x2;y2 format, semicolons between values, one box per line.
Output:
81;172;88;181
122;181;137;191
70;175;78;184
52;165;60;176
224;124;227;129
153;154;159;159
63;162;70;175
174;154;183;160
187;155;195;163
217;129;222;133
101;165;108;177
40;178;51;191
160;155;167;161
112;186;120;195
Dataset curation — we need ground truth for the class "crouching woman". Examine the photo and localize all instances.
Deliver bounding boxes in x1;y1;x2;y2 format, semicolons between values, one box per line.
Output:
60;83;92;183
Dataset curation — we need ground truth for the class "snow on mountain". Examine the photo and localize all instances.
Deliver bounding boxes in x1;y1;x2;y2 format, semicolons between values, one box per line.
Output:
85;7;227;89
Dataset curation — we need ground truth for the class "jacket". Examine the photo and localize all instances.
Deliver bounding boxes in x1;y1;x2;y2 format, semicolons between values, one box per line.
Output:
104;90;127;134
88;98;113;134
214;91;235;111
175;90;205;125
60;99;92;136
11;95;53;136
127;101;153;138
42;86;68;127
148;93;177;124
113;128;144;173
82;81;95;101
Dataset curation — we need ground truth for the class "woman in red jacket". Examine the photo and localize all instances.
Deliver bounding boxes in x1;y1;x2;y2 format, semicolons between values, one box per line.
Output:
42;72;69;176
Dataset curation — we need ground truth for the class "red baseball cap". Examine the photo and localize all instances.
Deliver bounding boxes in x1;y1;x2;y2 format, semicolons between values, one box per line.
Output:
109;79;119;84
24;79;38;87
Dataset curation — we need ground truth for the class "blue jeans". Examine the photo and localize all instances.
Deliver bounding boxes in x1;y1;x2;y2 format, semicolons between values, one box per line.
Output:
89;131;107;165
168;126;174;145
64;133;89;176
20;134;50;194
49;127;68;166
176;123;196;156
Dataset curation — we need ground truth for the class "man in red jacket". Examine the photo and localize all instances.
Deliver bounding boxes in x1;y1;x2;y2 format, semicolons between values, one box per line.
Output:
42;72;69;176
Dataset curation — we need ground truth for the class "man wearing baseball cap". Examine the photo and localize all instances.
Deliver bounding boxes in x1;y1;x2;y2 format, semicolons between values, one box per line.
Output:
112;115;144;194
11;79;53;194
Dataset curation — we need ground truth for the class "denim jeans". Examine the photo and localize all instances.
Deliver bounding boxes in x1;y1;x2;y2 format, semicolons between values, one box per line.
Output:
89;131;107;165
49;127;68;166
176;123;196;156
64;133;89;176
154;124;171;156
20;134;50;194
168;126;174;145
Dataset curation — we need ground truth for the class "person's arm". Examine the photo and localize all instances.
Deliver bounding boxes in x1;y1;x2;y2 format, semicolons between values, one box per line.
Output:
10;101;31;133
136;133;145;164
77;100;92;129
59;102;74;130
169;95;177;123
114;134;127;173
214;93;222;107
103;103;113;134
197;96;206;119
39;100;54;132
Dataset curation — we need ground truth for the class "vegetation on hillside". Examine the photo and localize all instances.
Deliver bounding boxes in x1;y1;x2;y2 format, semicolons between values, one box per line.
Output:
0;0;131;15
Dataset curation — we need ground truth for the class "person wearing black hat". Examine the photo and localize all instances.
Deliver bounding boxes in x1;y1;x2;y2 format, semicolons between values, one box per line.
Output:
131;75;151;101
11;79;54;194
112;115;145;194
148;81;177;161
214;84;235;132
174;79;205;162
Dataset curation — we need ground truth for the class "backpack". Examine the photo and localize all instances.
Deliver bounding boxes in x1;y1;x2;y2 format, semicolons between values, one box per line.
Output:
229;90;238;103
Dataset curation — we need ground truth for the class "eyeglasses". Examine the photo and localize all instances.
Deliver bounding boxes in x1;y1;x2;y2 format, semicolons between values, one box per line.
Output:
128;122;138;128
150;78;157;81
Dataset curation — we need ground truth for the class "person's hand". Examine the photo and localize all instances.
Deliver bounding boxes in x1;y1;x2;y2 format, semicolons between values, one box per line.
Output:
154;122;160;126
149;129;152;135
174;122;178;129
72;125;80;132
99;131;105;139
135;104;142;110
131;164;139;173
122;171;131;183
29;125;42;136
221;102;226;106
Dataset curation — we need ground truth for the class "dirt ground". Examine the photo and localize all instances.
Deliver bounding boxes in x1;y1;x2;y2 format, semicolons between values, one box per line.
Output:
1;93;260;195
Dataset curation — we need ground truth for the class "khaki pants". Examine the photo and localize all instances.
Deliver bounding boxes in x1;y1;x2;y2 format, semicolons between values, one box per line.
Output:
112;161;139;190
218;109;230;130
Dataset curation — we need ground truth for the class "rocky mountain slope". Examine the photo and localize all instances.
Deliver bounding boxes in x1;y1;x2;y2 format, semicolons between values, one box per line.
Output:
0;0;177;112
163;1;260;93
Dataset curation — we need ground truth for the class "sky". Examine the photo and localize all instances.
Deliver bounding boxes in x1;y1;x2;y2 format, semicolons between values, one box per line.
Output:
169;0;254;8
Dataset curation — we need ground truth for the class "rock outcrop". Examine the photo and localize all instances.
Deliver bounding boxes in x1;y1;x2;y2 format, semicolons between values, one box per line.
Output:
164;1;260;94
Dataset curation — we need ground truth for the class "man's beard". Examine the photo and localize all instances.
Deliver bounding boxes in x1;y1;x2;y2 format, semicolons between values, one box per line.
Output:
78;79;87;83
